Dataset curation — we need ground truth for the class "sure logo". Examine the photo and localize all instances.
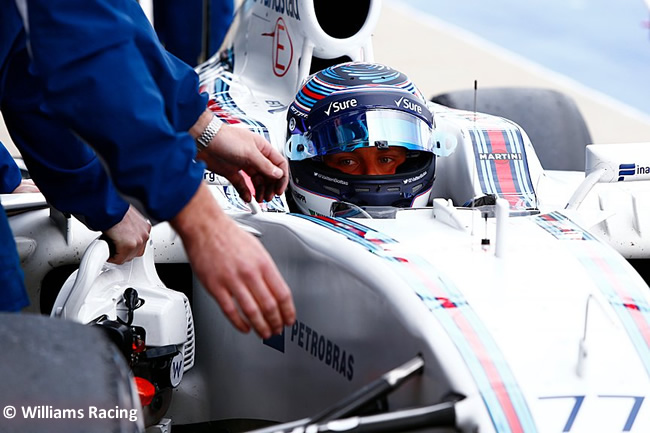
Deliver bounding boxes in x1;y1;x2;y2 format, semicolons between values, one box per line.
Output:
395;96;422;115
324;99;357;116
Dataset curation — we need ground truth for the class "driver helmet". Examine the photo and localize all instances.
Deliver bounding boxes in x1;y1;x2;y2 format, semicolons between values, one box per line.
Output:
285;62;438;216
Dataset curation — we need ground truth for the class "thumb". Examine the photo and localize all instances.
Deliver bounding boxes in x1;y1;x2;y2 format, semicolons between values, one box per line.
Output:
249;136;284;179
249;150;284;179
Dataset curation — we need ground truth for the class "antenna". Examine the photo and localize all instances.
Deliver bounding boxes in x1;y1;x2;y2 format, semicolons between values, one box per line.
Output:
576;294;593;377
473;79;478;116
470;80;478;238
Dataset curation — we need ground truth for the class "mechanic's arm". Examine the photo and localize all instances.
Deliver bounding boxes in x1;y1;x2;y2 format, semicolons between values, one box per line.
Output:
19;0;295;335
0;143;39;193
171;183;295;338
123;3;288;202
0;144;22;194
4;122;151;264
102;205;151;264
191;110;289;203
11;179;39;193
1;96;150;264
19;0;200;222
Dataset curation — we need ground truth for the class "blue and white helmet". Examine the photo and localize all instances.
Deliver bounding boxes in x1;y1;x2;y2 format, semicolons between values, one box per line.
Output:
285;62;440;216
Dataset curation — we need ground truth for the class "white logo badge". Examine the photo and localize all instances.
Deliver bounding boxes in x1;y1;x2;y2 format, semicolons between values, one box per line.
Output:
324;98;358;116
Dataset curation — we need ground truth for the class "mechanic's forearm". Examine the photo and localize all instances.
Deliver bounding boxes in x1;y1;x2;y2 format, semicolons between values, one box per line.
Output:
170;182;229;241
188;109;216;142
22;2;203;222
0;145;22;194
169;182;295;338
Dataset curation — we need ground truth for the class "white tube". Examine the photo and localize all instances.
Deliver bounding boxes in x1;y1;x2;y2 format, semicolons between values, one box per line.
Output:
565;168;608;210
495;198;509;258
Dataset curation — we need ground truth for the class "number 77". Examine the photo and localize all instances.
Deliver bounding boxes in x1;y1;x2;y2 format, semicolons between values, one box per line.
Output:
539;395;644;432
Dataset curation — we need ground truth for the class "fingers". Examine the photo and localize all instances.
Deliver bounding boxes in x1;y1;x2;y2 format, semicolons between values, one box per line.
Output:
232;277;277;338
219;251;294;338
257;137;290;196
252;173;272;203
211;284;251;334
263;264;296;329
248;140;285;182
12;179;41;194
172;180;296;339
211;273;291;339
201;125;289;202
106;230;149;264
104;205;151;264
228;171;253;203
252;134;290;195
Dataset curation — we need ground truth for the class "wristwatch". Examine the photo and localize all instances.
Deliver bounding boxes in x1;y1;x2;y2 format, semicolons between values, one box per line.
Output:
196;115;223;151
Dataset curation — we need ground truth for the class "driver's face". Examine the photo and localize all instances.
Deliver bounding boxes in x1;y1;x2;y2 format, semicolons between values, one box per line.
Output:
323;147;407;175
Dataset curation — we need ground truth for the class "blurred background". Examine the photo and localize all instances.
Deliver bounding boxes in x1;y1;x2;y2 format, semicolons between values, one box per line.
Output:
375;0;650;144
2;0;649;155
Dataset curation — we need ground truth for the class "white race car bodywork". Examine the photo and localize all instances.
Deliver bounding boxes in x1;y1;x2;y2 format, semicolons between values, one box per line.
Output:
5;0;650;431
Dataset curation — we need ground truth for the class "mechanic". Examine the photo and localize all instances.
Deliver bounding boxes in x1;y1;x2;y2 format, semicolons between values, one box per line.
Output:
0;145;29;193
285;62;439;216
0;0;295;339
0;144;39;311
1;42;153;264
1;118;152;266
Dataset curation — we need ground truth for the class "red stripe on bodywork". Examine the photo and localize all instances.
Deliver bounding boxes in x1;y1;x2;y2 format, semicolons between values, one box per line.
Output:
208;100;242;124
451;310;524;433
487;130;519;207
593;256;650;348
406;261;525;433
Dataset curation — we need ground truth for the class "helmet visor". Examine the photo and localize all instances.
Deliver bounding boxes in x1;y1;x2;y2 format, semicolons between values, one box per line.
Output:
305;110;434;159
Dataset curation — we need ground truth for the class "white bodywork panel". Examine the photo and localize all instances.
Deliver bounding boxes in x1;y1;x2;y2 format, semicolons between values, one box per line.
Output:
5;0;650;431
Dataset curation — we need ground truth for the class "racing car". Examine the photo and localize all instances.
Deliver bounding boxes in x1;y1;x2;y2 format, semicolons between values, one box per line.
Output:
4;0;650;432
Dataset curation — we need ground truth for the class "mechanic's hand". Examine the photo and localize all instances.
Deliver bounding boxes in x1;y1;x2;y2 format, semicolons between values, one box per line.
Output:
193;111;289;202
171;183;295;339
102;205;152;264
12;179;40;193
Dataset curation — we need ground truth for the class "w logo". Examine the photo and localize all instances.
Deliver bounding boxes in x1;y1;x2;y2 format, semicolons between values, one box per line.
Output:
618;163;635;181
169;353;184;387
